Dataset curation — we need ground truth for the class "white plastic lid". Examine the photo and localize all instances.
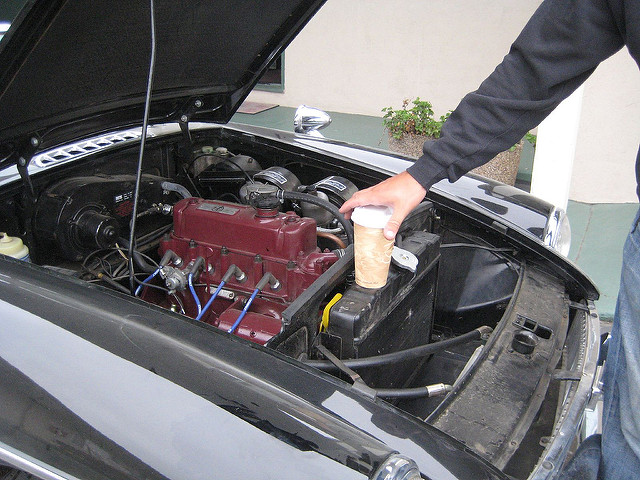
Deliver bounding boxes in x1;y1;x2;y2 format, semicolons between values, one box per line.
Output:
0;232;29;260
351;205;393;229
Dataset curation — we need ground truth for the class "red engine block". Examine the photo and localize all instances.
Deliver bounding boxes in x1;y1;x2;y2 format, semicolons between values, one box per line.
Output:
151;198;339;343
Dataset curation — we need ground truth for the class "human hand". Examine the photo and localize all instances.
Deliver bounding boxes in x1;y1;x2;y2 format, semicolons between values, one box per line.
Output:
339;171;427;240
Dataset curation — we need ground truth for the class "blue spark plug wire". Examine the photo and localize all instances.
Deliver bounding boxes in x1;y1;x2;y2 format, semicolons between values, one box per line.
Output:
188;272;202;316
228;273;279;334
196;265;246;322
135;268;160;296
227;288;259;334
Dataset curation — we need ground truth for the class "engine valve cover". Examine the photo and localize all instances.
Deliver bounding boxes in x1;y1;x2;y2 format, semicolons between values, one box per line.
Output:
160;198;338;304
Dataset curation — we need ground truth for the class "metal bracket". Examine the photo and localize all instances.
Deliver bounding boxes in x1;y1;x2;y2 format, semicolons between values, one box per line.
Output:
315;344;377;400
13;135;41;200
568;301;590;312
552;369;582;381
178;98;204;124
177;98;204;157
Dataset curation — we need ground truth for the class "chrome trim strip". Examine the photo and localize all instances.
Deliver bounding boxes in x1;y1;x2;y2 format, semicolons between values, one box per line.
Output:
582;363;604;439
0;440;80;480
33;129;144;168
0;125;183;188
528;301;600;479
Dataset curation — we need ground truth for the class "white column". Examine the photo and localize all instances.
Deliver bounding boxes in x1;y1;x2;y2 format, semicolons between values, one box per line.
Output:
530;85;585;210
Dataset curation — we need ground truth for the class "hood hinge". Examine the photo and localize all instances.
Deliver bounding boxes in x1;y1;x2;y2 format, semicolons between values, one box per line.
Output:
13;135;41;201
177;98;205;159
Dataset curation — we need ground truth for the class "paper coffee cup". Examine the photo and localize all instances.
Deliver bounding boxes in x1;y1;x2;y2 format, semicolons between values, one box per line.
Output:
351;205;394;288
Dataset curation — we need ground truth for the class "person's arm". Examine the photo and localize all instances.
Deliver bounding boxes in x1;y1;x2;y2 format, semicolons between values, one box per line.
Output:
341;0;624;239
407;0;624;190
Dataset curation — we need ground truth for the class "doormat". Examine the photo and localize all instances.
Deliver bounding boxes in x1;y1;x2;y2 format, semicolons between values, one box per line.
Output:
237;101;279;114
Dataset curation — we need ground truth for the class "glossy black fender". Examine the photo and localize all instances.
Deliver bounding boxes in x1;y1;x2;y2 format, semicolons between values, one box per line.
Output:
0;256;507;480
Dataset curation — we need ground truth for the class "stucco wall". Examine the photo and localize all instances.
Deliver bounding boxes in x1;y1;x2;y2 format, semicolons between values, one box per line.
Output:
570;50;640;203
248;0;640;204
249;0;539;117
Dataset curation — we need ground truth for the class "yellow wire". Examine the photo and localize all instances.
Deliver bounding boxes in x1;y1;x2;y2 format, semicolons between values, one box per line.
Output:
320;293;342;333
114;243;128;261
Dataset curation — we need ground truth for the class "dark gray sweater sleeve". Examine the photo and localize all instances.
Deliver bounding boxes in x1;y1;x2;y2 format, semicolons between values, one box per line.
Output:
407;0;624;190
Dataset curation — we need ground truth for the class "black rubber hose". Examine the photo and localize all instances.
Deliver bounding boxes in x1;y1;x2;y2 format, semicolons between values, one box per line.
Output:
132;250;157;274
304;326;492;372
118;237;157;274
281;191;354;245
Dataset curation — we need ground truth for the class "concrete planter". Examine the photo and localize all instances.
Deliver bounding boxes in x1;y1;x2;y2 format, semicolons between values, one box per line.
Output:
387;133;431;159
470;140;522;186
387;132;522;186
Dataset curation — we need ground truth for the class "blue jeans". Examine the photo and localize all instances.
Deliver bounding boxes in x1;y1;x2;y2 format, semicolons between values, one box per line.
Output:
561;207;640;480
560;434;602;480
600;207;640;479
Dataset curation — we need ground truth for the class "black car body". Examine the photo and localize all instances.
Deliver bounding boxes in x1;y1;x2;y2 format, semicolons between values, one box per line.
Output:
0;2;601;480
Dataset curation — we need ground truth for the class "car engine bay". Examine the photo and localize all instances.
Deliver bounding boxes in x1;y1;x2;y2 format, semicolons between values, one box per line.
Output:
0;126;592;476
22;143;449;381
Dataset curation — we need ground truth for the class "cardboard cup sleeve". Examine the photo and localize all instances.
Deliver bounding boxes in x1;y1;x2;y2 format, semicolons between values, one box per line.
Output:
351;205;394;289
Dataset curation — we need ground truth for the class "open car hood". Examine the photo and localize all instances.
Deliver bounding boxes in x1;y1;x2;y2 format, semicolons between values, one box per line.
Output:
0;0;324;153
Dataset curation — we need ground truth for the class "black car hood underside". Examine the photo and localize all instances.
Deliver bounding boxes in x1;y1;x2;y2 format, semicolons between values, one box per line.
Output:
0;0;324;151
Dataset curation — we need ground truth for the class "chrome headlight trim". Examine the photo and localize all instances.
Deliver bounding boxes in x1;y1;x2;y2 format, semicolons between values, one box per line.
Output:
370;454;421;480
544;207;571;256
